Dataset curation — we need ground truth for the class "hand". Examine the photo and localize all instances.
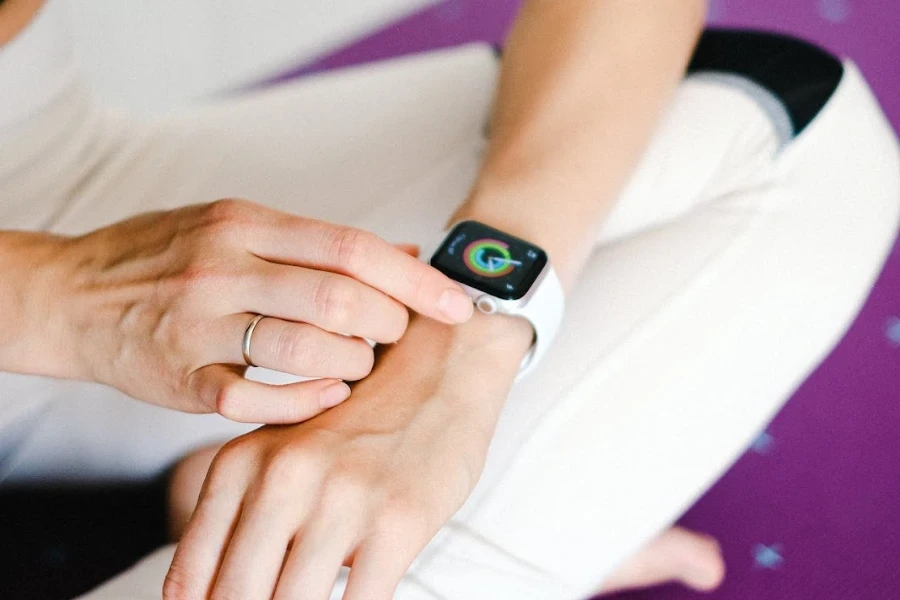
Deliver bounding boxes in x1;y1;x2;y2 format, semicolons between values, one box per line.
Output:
164;313;532;600
26;199;475;423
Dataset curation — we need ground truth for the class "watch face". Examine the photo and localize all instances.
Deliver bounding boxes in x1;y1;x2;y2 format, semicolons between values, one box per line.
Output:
430;221;548;301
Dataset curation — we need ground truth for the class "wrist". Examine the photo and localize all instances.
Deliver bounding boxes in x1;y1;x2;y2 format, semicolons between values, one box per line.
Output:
352;311;530;429
397;311;534;385
452;176;595;292
452;182;553;260
449;310;534;361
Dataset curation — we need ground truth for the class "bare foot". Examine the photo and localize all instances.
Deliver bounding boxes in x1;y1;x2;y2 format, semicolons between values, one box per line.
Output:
166;443;222;540
597;526;725;595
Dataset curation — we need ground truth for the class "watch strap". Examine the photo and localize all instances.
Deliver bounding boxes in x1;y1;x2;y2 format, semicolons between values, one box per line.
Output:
513;265;565;379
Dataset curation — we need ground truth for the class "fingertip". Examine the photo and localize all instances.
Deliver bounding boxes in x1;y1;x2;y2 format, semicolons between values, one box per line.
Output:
437;287;474;324
319;381;351;409
386;304;411;343
349;342;376;381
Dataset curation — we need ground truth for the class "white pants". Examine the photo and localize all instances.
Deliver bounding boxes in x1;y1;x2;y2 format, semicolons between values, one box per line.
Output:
1;45;897;599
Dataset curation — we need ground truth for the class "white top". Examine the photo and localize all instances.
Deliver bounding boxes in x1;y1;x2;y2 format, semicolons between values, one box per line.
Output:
0;1;77;439
0;0;76;132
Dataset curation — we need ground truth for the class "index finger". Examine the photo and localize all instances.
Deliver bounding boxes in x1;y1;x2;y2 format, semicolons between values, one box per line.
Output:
250;217;474;325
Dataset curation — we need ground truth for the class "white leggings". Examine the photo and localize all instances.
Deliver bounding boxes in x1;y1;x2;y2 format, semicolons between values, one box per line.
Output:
1;42;898;599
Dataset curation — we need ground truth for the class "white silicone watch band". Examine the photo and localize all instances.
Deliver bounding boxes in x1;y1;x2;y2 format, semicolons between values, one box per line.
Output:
512;266;565;379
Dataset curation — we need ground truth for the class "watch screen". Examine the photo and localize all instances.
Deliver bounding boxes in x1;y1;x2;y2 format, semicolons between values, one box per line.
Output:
430;221;548;300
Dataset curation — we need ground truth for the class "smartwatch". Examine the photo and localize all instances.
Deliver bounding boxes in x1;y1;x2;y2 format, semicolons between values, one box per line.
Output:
429;220;565;379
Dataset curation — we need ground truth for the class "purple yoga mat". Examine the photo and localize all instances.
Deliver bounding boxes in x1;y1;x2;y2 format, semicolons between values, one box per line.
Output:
276;2;900;598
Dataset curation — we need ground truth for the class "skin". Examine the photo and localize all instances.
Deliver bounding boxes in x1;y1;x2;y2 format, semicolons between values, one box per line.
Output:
4;6;474;424
164;1;712;598
1;202;475;422
166;426;725;597
3;0;723;596
598;527;725;594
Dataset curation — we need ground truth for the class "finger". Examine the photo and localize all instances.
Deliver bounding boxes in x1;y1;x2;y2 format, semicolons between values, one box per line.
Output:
190;364;351;424
245;263;409;344
213;314;374;381
394;243;420;258
273;516;358;600
342;539;417;600
249;220;474;325
164;446;254;600
211;499;298;600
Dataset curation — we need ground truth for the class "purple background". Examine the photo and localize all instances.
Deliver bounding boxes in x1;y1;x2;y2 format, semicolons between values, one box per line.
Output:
280;1;900;598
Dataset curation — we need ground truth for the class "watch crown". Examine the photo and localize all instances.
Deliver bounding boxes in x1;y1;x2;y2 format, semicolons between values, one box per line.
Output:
476;295;498;314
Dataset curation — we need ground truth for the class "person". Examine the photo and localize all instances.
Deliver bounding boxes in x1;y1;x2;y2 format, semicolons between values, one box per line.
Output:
2;0;898;598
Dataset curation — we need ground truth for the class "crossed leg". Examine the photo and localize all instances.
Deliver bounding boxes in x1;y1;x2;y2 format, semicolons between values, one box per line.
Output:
3;42;894;600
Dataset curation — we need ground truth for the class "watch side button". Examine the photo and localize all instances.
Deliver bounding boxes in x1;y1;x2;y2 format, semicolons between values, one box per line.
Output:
476;296;498;314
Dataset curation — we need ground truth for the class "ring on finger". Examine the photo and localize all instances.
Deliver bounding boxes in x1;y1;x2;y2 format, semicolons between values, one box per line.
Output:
241;314;267;367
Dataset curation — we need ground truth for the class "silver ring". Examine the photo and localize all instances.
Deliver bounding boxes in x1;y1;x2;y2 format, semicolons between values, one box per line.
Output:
242;314;266;367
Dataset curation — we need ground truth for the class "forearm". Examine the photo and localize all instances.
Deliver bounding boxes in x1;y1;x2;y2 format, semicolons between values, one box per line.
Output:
0;230;72;375
402;1;707;398
455;0;706;289
0;0;57;373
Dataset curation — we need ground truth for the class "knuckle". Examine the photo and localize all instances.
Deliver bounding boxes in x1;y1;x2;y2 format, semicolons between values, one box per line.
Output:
262;453;300;487
409;265;436;309
404;262;429;296
204;198;246;223
273;326;315;371
207;442;243;476
330;227;376;272
214;381;245;421
198;199;253;243
265;443;323;484
287;442;327;469
313;277;358;330
203;439;256;490
214;436;252;465
310;336;373;381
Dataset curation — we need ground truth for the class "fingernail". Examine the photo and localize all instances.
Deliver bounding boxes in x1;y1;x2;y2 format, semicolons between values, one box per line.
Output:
319;382;351;409
438;288;474;323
